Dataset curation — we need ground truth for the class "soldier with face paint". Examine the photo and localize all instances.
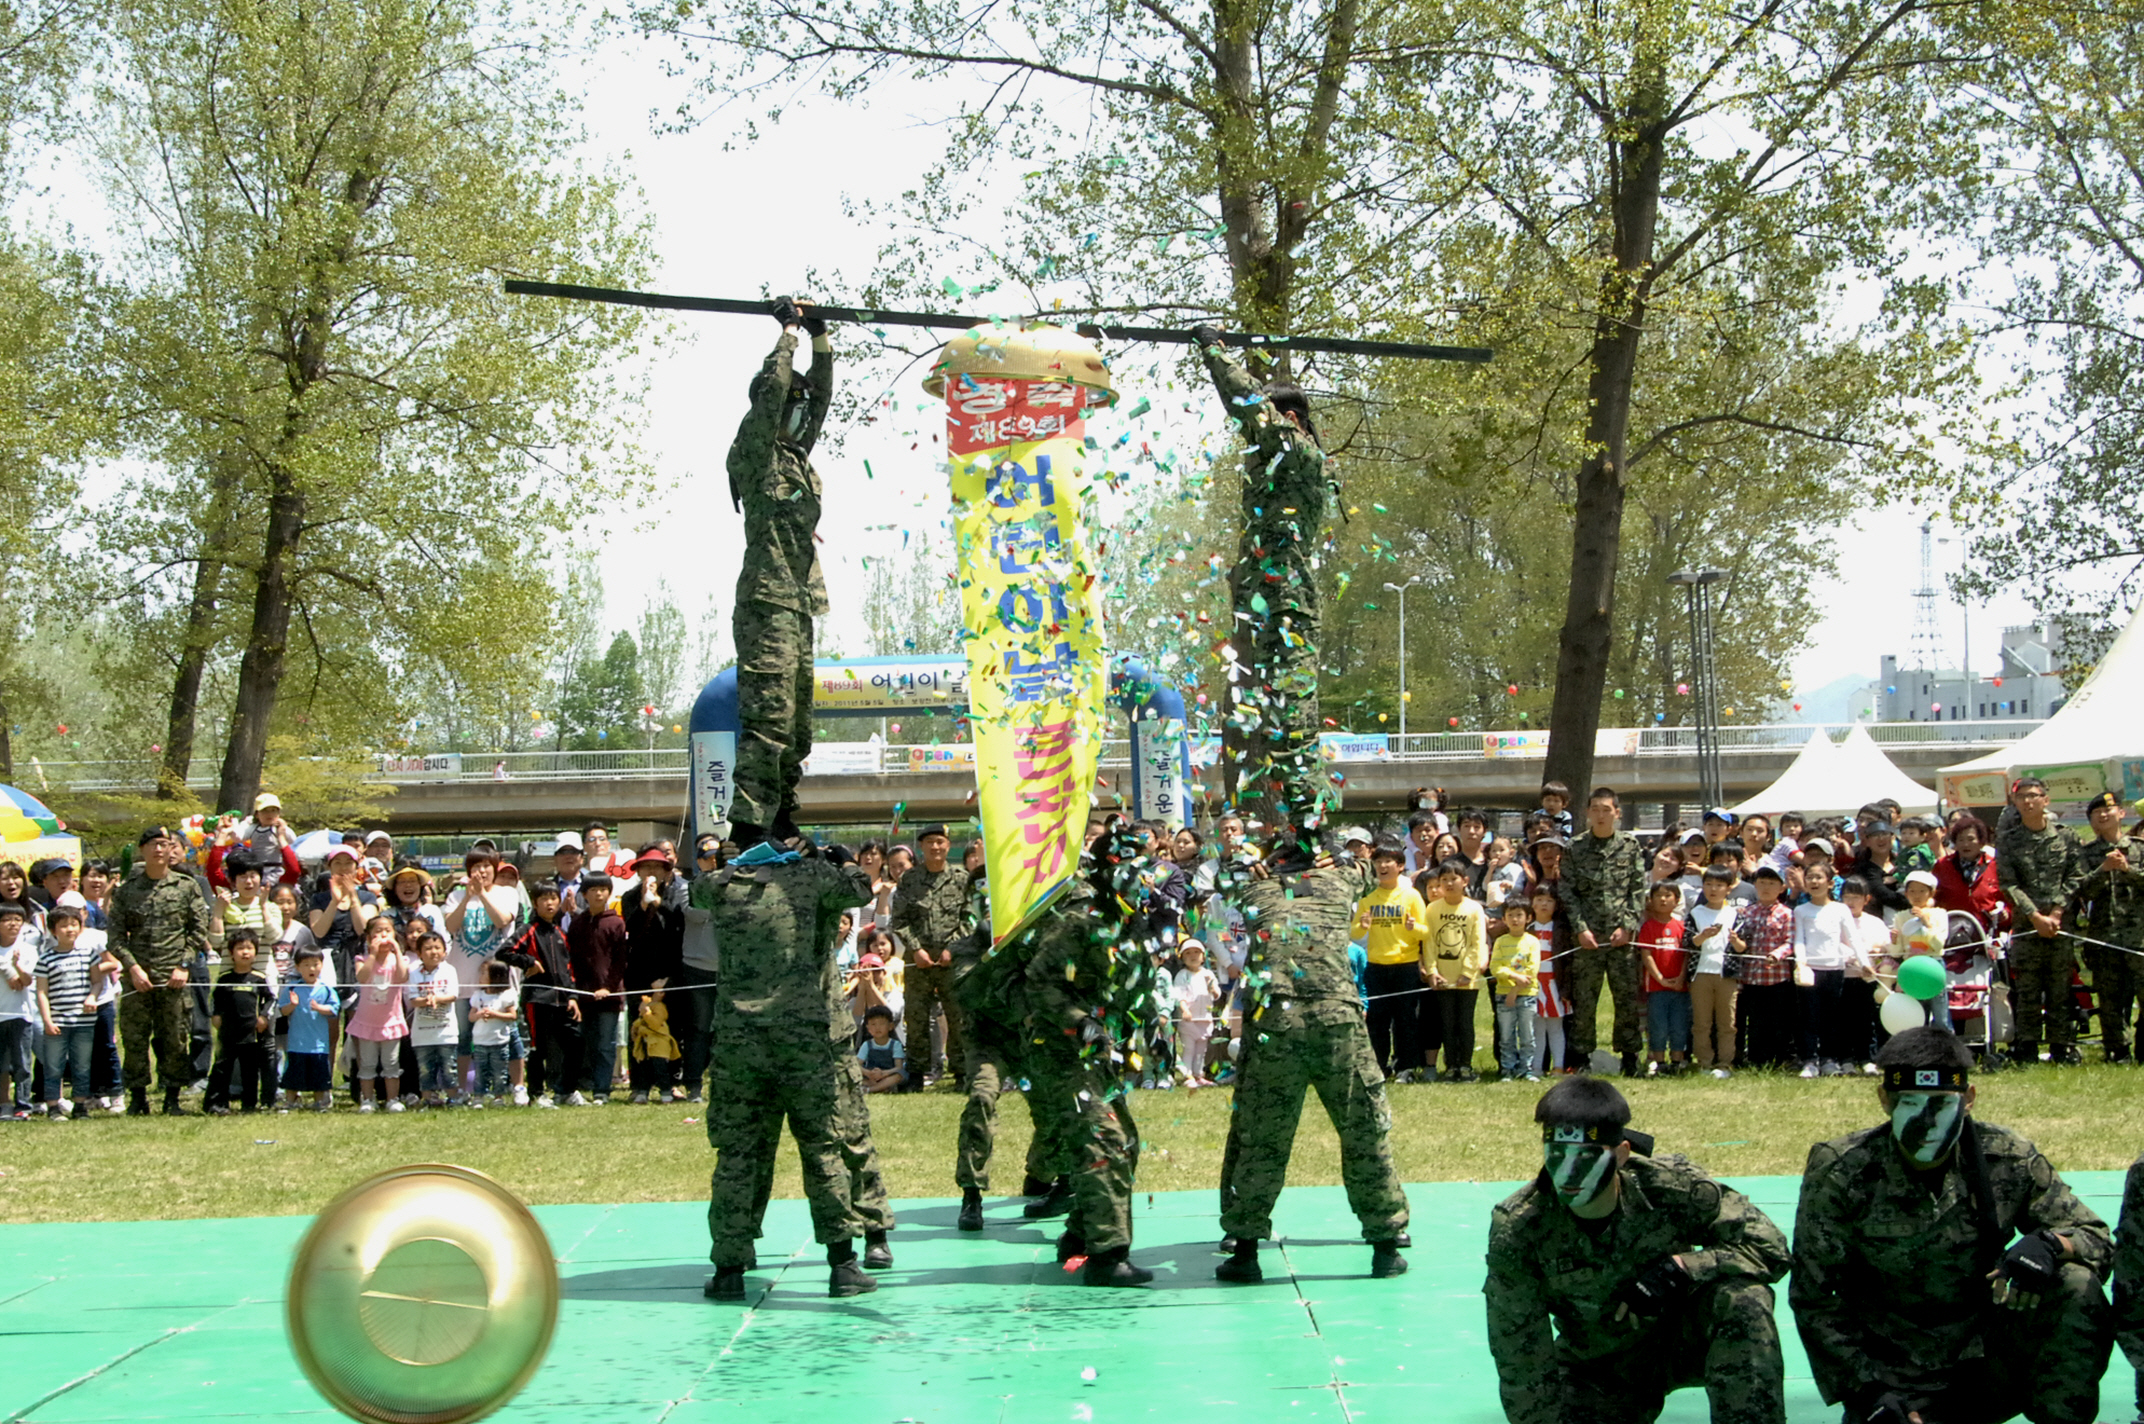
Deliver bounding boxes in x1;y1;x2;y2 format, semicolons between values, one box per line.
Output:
1791;1026;2113;1424
1483;1077;1790;1424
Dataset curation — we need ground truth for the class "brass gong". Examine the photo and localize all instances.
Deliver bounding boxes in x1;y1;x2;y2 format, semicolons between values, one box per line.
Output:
287;1165;559;1424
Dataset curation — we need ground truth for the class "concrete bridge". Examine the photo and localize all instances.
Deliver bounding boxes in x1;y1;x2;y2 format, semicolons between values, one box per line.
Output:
29;720;2036;837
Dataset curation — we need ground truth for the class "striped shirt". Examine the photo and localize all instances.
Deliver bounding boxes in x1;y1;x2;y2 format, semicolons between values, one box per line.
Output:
36;940;103;1028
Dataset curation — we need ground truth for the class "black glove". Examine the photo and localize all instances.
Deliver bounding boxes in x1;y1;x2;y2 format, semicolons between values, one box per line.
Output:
771;296;802;328
1856;1389;1923;1423
798;305;828;338
1998;1229;2063;1293
1190;323;1224;349
1609;1254;1692;1317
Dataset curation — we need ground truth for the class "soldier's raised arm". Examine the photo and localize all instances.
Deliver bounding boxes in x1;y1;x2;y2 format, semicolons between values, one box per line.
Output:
1192;323;1299;461
800;310;834;453
725;302;802;511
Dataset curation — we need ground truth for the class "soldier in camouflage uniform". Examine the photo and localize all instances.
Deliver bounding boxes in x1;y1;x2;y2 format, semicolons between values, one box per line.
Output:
1556;787;1650;1075
109;825;212;1116
1995;776;2086;1064
1791;1026;2113;1424
724;296;834;849
891;825;970;1084
2111;1149;2144;1422
1485;1076;1789;1424
700;843;894;1301
951;870;1060;1231
1192;322;1332;842
2068;790;2144;1062
1213;839;1410;1283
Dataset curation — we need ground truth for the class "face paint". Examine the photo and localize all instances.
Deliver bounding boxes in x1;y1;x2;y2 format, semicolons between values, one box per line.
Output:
1544;1142;1616;1209
1890;1091;1966;1166
785;398;811;439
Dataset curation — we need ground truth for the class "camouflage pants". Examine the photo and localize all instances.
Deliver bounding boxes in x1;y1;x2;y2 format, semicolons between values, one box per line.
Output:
2115;1156;2144;1407
705;1024;886;1265
1561;1279;1783;1424
1025;1044;1138;1252
1563;943;1644;1060
2088;945;2141;1058
732;600;813;829
956;1024;1058;1191
903;963;964;1081
1219;1011;1409;1243
1886;1264;2111;1424
2008;933;2078;1049
120;984;192;1093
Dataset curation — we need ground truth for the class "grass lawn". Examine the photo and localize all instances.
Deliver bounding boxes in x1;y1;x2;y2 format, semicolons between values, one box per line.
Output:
4;1063;2141;1224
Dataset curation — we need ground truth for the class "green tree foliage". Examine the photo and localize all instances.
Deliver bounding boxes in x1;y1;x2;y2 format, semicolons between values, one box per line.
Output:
559;631;645;749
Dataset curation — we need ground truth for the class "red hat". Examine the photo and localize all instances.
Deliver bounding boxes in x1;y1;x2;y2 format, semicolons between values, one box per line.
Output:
632;847;675;869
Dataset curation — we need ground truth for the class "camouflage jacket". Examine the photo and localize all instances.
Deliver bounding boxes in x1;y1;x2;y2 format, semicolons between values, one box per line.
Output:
1201;342;1326;618
1789;1119;2112;1405
704;856;871;1036
2068;834;2144;945
1994;816;2083;924
1227;864;1364;1029
109;867;212;976
891;863;971;957
2114;1152;2144;1353
1557;830;1649;940
725;331;833;615
1485;1152;1791;1424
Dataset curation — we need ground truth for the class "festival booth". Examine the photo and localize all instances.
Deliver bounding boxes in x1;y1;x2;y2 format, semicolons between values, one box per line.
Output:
1725;729;1839;818
1726;726;1937;818
1;783;82;871
1939;602;2144;810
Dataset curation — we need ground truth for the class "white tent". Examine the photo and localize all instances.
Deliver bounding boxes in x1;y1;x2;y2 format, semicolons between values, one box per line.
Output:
1727;726;1938;819
1941;601;2144;807
291;828;345;864
1728;730;1840;818
1831;724;1939;815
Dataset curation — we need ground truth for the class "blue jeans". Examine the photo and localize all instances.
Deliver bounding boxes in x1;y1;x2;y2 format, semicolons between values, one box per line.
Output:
585;1008;622;1096
39;1023;96;1103
0;1019;35;1109
1919;992;1953;1031
1495;994;1539;1078
414;1042;456;1096
472;1043;510;1099
1647;990;1693;1055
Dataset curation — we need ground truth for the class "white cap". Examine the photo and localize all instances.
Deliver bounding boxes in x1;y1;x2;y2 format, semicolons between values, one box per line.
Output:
1678;829;1705;845
1803;837;1835;858
56;890;87;909
365;829;392;845
554;831;584;852
1904;869;1940;890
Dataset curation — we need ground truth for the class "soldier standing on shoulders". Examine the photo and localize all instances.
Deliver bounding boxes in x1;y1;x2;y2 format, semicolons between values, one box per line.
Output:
1995;776;2085;1066
1791;1026;2113;1424
892;825;970;1087
2067;791;2144;1063
1557;787;1650;1076
1484;1076;1790;1424
110;825;213;1116
723;296;833;853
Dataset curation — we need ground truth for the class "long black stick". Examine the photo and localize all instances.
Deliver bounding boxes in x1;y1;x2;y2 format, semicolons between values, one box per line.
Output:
504;279;1492;363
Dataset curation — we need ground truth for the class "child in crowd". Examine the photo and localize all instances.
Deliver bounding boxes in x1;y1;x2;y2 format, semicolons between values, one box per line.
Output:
856;1005;907;1093
1792;857;1857;1077
1639;881;1691;1076
1840;875;1890;1070
468;959;519;1105
1771;814;1806;872
1890;868;1953;1029
206;929;274;1114
1422;857;1488;1082
1354;843;1427;1081
1686;867;1740;1078
566;873;627;1104
1173;940;1222;1086
278;947;340;1112
347;916;409;1112
1537;781;1575;839
1488;898;1541;1082
1527;885;1568;1075
1484;837;1527;910
34;904;113;1119
1708;841;1758;905
1732;865;1797;1067
629;990;679;1099
408;931;459;1109
0;903;36;1119
509;881;580;1107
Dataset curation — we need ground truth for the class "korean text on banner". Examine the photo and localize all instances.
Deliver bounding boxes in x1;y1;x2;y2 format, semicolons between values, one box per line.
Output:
945;373;1108;942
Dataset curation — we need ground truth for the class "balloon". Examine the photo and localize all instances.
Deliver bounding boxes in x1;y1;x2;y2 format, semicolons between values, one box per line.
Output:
1377;713;1387;722
597;730;607;739
1992;676;2002;687
1676;683;1690;695
1654;713;1666;722
1879;992;1926;1035
1897;955;1946;999
1792;703;1802;712
1724;707;1735;716
56;723;68;735
672;724;682;733
151;744;162;754
1401;691;1411;703
1931;702;1942;713
1613;688;1626;699
1506;684;1519;696
1780;680;1793;692
1885;684;1896;693
1447;717;1459;727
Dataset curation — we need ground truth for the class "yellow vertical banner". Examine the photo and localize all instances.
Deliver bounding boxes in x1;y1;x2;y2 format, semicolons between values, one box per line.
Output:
927;325;1115;943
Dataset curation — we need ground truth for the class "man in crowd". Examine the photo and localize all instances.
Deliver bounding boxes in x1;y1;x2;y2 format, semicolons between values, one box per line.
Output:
2069;790;2144;1063
892;824;970;1086
1995;776;2085;1065
1791;1026;2112;1424
1485;1076;1790;1424
109;826;212;1116
723;296;833;852
1558;787;1649;1076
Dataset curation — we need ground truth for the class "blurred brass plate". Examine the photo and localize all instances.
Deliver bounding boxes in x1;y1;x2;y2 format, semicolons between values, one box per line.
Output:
287;1164;558;1424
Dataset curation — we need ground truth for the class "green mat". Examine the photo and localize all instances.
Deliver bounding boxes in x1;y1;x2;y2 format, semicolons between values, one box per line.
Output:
3;1174;2135;1422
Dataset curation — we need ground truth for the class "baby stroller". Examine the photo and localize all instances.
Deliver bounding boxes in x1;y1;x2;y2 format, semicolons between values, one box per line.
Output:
1941;909;2009;1063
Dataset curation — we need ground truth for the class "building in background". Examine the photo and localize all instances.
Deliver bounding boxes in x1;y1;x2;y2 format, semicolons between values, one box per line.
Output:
1858;623;2069;723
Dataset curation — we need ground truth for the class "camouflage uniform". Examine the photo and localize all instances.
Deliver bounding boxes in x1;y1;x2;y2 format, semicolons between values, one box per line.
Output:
109;867;211;1094
1485;1152;1790;1424
892;862;971;1081
1994;817;2085;1053
2069;833;2144;1060
2112;1152;2144;1415
1218;865;1409;1243
724;329;834;831
1556;830;1650;1062
951;884;1058;1191
1200;339;1329;838
701;854;891;1267
1791;1119;2113;1422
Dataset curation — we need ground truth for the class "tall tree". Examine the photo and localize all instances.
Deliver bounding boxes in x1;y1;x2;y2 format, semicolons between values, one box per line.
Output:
99;0;657;809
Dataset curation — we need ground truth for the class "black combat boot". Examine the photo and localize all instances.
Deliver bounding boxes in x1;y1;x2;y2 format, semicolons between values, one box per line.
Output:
1215;1237;1263;1283
1081;1247;1153;1287
2010;1041;2039;1067
1022;1177;1074;1219
162;1085;185;1116
1370;1242;1409;1278
1021;1173;1054;1197
703;1268;746;1302
728;822;766;853
863;1230;893;1269
1055;1228;1086;1264
1620;1051;1641;1078
127;1088;151;1117
770;809;802;845
827;1242;878;1299
957;1187;985;1232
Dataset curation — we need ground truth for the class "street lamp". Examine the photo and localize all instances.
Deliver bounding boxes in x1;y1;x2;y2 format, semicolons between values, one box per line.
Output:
1667;568;1730;808
1384;578;1422;744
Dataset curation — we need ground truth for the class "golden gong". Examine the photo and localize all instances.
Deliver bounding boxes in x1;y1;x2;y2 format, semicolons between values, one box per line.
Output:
287;1165;559;1424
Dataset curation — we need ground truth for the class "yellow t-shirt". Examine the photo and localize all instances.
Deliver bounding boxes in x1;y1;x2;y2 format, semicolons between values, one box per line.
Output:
1354;884;1428;965
1422;896;1489;989
1490;931;1542;994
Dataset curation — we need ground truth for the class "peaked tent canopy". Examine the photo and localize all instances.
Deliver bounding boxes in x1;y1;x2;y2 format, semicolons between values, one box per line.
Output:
1941;601;2144;807
1831;725;1939;816
1728;730;1841;819
1727;727;1938;819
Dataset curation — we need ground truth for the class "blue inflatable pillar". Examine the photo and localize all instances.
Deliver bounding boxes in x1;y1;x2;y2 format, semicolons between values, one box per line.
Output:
1110;656;1193;830
685;668;740;845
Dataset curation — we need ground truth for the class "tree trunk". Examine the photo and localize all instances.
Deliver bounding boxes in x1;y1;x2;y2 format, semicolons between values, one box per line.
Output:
0;674;12;783
1543;67;1668;800
161;553;226;798
217;468;304;809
